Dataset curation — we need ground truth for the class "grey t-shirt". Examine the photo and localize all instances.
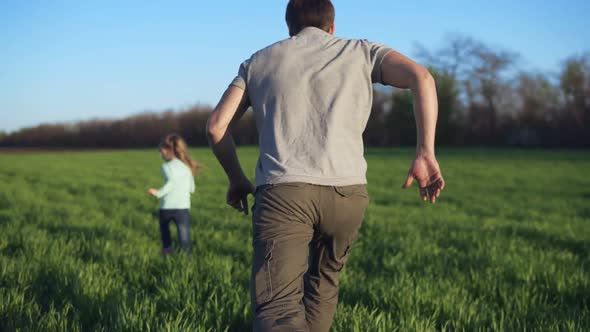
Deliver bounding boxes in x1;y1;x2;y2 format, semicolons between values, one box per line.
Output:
231;27;392;187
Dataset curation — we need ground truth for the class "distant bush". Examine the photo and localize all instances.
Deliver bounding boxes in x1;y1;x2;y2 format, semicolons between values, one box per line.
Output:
1;106;229;148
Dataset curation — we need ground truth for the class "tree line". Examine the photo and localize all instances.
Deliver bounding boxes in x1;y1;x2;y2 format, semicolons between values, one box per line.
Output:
1;35;588;148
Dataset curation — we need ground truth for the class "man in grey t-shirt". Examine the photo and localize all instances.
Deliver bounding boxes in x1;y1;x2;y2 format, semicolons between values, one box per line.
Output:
207;1;445;331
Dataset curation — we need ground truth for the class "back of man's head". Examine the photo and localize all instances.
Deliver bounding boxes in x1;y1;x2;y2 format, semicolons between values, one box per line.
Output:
285;0;335;36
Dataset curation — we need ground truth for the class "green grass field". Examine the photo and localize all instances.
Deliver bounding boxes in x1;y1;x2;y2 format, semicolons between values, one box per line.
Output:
0;148;589;331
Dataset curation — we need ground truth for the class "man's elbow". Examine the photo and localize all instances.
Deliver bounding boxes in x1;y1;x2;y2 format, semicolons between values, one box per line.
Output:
206;115;227;144
412;66;435;89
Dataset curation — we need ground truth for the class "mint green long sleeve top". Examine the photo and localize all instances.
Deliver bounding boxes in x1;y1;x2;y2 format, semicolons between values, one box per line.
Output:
156;159;195;210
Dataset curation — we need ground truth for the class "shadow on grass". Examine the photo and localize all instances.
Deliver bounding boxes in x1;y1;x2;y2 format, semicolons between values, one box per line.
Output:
3;264;122;331
43;223;126;242
41;224;128;263
497;225;589;261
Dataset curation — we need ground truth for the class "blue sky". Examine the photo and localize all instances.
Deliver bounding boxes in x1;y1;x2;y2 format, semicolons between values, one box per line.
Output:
1;0;588;132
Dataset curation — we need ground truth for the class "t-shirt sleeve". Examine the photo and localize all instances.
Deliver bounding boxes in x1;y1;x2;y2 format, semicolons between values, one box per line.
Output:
366;41;393;84
229;59;250;91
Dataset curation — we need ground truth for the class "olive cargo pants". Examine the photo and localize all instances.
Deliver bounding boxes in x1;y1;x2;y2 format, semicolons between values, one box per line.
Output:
251;183;369;332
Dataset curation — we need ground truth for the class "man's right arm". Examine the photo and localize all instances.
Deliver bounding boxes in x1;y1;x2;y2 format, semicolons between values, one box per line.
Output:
380;50;445;203
206;86;254;214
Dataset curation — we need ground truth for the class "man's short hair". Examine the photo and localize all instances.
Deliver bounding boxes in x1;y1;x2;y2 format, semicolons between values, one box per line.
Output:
285;0;335;36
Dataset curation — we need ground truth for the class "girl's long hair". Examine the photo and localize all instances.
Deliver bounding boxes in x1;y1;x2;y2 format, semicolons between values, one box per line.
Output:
159;134;199;175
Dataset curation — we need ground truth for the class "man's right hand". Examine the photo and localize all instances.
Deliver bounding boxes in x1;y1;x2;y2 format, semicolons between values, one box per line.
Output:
402;152;445;203
227;177;255;215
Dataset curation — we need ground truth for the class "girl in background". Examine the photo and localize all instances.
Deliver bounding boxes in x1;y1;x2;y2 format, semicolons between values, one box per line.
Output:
148;134;197;255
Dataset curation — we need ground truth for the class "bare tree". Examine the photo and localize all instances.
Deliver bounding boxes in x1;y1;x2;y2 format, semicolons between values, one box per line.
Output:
560;54;590;126
558;53;590;145
416;34;518;144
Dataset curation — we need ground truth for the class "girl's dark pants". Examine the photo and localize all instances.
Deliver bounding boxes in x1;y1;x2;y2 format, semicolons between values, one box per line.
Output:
158;209;191;252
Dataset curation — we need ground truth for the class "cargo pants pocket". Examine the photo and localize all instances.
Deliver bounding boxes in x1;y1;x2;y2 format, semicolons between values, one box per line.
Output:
251;240;275;308
333;184;369;199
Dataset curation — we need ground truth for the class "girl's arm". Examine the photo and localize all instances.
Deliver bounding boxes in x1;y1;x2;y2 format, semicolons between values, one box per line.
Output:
155;181;173;198
154;164;175;198
189;175;195;194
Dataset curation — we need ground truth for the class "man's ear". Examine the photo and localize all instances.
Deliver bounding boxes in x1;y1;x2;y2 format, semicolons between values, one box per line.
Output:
328;23;335;35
